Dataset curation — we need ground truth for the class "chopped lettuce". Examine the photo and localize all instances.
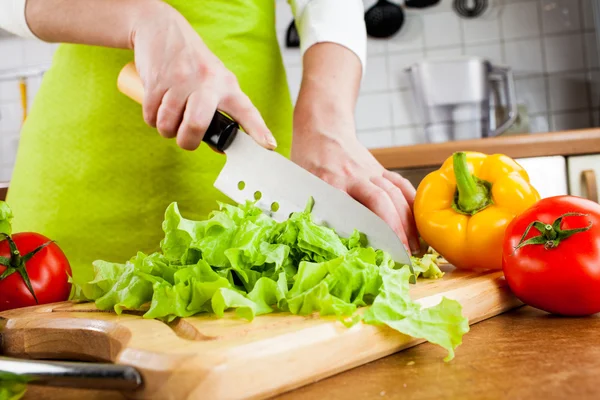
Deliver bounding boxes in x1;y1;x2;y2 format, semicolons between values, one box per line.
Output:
0;372;28;400
363;266;468;362
411;253;445;279
0;201;13;235
75;199;469;361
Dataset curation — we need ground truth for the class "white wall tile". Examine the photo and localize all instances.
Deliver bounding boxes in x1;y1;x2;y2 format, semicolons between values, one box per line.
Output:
423;12;462;48
393;125;424;146
355;93;392;130
461;13;501;44
411;0;455;14
586;70;600;108
275;0;294;33
548;72;589;112
541;0;582;34
284;64;302;105
367;38;388;56
502;0;538;4
426;46;463;60
391;90;419;126
529;113;551;133
22;40;55;67
592;109;600;126
0;79;20;103
0;103;22;134
0;135;19;167
0;39;24;71
515;75;549;114
544;33;585;73
582;0;596;30
585;31;599;69
464;42;503;65
360;55;388;93
0;166;13;182
388;50;425;90
357;129;393;149
504;38;544;75
501;1;541;40
551;110;591;130
387;12;425;53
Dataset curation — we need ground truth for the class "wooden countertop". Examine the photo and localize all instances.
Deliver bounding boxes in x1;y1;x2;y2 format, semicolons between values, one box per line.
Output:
372;128;600;170
22;306;600;400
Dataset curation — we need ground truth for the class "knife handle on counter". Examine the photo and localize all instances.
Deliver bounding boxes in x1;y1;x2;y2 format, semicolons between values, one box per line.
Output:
0;356;143;391
117;62;239;152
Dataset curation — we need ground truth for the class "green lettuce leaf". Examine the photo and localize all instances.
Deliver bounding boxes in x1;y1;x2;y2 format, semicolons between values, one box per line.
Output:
362;266;469;361
75;199;468;362
0;372;28;400
0;201;13;235
94;252;154;314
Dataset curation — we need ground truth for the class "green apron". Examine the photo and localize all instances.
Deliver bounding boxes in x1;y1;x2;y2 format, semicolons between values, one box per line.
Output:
6;0;294;289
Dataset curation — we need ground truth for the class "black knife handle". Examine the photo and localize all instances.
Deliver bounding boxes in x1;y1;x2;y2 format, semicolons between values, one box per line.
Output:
202;111;239;152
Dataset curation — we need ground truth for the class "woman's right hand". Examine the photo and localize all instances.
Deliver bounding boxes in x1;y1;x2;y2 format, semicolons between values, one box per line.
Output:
129;2;277;151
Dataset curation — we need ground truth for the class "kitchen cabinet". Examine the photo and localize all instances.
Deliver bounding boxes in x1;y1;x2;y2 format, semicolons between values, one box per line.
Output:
567;154;600;202
515;156;569;198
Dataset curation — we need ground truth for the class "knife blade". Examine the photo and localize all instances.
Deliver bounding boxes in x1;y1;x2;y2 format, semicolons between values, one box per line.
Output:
117;62;413;271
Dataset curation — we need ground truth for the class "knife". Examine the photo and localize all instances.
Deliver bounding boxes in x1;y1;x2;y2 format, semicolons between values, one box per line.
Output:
0;356;142;391
116;62;413;272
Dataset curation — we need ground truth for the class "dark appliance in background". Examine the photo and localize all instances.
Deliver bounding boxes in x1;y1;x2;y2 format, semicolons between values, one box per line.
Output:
285;0;441;47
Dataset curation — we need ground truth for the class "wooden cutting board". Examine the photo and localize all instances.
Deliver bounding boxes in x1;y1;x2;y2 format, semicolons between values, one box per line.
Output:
0;266;522;400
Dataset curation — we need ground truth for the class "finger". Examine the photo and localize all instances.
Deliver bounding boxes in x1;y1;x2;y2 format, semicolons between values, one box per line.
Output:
156;87;190;139
176;90;220;151
220;86;277;150
371;175;420;254
142;80;168;129
347;178;411;252
383;170;416;209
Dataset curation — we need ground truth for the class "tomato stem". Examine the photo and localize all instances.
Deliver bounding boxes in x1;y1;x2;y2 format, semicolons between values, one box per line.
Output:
513;212;592;252
452;152;494;215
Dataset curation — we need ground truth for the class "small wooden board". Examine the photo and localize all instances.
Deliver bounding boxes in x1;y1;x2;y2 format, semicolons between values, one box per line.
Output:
0;266;522;400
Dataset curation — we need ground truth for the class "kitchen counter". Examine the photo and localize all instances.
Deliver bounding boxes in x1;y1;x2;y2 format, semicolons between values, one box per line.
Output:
371;129;600;170
22;305;600;400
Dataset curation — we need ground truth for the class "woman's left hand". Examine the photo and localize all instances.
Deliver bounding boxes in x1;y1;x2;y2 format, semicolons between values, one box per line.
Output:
291;111;420;255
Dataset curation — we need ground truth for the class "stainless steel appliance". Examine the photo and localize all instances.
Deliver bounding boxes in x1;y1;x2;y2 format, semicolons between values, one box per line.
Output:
405;56;517;143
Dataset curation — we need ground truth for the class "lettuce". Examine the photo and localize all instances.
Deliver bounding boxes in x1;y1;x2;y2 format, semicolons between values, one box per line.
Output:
77;199;469;361
0;201;13;235
0;372;28;400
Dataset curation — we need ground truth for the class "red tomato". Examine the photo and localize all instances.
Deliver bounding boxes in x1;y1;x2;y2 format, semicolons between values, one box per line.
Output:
502;195;600;316
0;232;72;312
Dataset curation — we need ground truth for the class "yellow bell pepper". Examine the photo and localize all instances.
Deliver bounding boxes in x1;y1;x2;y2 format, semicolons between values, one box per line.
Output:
414;151;540;270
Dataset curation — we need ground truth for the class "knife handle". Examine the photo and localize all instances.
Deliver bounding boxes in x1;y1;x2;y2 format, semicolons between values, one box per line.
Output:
116;62;238;152
0;356;142;391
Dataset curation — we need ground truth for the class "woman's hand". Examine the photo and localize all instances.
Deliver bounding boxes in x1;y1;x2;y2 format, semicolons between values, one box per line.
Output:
292;43;419;254
292;112;420;255
130;3;277;150
24;0;276;151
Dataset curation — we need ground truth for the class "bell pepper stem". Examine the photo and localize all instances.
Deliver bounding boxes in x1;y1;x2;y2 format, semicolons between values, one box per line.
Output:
452;152;493;215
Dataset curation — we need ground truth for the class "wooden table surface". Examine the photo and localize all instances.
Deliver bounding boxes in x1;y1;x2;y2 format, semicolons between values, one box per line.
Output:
20;305;600;400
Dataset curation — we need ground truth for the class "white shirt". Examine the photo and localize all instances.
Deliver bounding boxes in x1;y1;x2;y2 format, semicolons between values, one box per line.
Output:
0;0;367;74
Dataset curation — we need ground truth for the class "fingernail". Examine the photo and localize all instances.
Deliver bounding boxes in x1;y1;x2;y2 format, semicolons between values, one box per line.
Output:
410;240;420;255
265;134;277;149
